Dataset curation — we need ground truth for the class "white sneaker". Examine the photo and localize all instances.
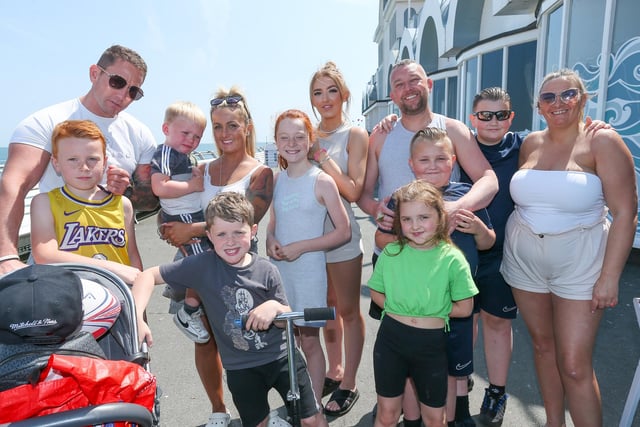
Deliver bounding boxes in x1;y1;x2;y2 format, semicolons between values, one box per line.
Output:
205;411;230;427
173;306;210;343
268;410;292;426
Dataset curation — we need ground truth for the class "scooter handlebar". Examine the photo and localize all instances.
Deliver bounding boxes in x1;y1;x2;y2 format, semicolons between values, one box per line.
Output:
237;307;335;329
275;307;336;322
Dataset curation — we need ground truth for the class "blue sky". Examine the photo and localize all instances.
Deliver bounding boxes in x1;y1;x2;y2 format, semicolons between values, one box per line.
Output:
0;0;378;148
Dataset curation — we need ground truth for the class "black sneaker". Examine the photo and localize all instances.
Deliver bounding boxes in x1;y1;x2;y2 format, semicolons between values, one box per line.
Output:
479;388;508;426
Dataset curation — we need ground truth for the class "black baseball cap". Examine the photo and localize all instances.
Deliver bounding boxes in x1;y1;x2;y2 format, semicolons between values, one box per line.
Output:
0;264;83;345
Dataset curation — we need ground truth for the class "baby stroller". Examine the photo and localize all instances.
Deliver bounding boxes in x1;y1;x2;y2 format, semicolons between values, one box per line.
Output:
0;263;160;427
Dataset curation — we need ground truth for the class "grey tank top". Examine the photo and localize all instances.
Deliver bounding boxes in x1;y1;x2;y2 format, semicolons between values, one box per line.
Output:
377;113;448;201
318;124;363;262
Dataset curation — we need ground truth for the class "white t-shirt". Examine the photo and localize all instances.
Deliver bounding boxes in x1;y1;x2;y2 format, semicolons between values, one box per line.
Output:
10;98;157;193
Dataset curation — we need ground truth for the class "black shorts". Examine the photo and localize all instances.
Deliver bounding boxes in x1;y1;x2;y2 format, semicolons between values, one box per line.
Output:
226;350;319;426
447;315;474;377
373;315;448;408
474;253;517;319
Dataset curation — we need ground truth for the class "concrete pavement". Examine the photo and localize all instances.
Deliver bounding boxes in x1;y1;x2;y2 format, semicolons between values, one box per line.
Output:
136;208;640;427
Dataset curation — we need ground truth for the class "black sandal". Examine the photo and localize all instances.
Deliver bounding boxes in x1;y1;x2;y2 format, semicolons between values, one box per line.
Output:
324;388;360;417
322;377;341;397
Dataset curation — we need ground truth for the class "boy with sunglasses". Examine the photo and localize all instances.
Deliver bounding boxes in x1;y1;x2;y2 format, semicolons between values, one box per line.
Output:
0;45;157;276
462;87;522;427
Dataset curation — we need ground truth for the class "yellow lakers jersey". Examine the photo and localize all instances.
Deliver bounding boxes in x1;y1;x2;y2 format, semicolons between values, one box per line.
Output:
48;186;131;265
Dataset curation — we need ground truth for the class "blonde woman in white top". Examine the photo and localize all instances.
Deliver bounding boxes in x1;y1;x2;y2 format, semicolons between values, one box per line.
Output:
309;62;368;416
160;87;273;427
501;69;637;427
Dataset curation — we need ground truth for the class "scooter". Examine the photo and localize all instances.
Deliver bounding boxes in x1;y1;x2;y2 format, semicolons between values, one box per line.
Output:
239;307;335;427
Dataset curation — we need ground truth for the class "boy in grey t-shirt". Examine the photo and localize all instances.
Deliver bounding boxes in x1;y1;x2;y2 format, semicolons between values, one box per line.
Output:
132;192;328;427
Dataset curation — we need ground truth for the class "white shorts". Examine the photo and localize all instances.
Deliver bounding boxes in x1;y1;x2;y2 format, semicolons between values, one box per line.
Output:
500;210;609;300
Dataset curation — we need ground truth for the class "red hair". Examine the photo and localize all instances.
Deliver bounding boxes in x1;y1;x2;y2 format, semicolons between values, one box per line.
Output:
273;109;316;169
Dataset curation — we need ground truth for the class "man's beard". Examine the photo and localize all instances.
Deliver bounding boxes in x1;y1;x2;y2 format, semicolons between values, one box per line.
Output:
399;94;427;116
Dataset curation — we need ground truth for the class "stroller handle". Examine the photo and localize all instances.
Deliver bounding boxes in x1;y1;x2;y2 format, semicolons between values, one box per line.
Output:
7;402;153;427
236;307;336;329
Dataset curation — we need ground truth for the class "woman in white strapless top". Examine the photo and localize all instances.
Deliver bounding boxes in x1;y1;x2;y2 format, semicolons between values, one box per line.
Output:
501;69;637;427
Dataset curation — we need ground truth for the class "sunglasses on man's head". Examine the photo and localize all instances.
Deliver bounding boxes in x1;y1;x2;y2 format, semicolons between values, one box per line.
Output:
538;88;580;105
97;66;144;101
210;95;243;107
473;110;512;121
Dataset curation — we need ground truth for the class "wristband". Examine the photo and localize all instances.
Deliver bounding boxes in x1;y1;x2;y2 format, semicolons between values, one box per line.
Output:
318;155;331;166
0;254;20;263
313;148;328;163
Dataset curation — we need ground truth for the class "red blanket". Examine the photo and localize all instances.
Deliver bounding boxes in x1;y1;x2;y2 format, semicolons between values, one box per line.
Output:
0;354;156;423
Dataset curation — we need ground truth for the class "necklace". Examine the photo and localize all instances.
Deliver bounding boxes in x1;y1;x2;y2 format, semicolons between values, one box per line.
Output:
318;121;345;135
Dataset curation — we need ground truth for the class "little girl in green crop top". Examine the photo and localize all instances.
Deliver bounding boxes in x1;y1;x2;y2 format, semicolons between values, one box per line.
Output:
367;179;477;427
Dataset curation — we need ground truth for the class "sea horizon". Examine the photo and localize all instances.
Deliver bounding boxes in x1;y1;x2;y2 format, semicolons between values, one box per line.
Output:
0;142;271;165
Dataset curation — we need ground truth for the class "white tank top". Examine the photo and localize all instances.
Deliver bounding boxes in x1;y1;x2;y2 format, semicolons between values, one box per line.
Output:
510;169;607;234
199;162;262;210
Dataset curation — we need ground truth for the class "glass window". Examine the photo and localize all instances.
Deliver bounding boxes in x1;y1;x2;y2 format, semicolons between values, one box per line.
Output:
464;57;478;125
567;0;606;68
481;49;503;89
389;12;397;49
507;41;537;132
544;5;563;74
447;76;458;119
432;79;446;115
610;0;640;246
612;0;638;51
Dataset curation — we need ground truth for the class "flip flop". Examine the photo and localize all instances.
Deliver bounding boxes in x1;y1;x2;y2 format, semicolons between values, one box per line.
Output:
324;388;360;417
322;377;341;397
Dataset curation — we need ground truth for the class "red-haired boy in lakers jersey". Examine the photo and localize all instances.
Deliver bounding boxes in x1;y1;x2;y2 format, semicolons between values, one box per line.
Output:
30;119;142;284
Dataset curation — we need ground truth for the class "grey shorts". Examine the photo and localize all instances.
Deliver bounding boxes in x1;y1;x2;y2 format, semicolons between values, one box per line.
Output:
325;211;363;263
500;210;609;300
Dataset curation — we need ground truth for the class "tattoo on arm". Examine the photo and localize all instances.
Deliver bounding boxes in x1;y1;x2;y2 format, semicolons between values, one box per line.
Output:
247;169;274;224
130;165;159;212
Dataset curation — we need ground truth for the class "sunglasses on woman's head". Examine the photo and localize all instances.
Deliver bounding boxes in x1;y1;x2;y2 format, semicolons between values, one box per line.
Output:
97;66;144;101
538;88;580;105
210;95;243;107
473;110;512;121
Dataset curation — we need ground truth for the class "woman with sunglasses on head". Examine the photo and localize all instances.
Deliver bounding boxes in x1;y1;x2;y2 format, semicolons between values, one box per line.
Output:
160;86;274;427
500;69;637;427
307;61;368;417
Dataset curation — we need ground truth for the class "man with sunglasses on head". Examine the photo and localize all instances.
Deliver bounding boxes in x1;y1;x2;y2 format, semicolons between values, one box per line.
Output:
358;59;498;427
0;44;157;275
